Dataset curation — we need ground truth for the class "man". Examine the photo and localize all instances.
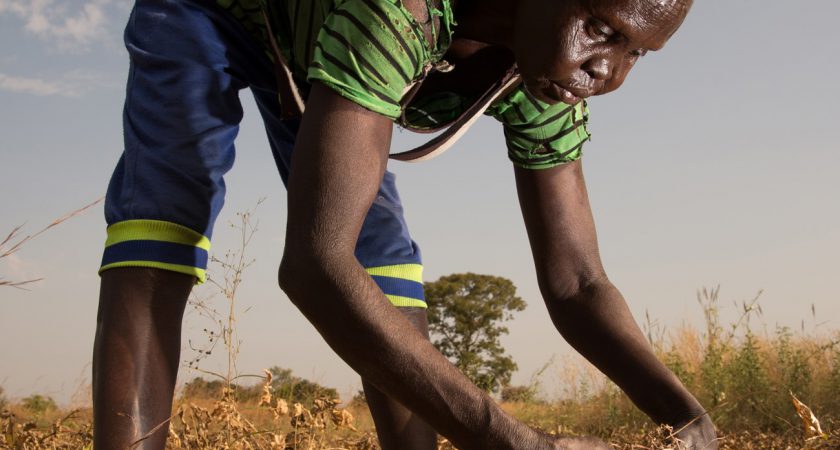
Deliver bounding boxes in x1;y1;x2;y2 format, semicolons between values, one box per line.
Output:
93;0;716;448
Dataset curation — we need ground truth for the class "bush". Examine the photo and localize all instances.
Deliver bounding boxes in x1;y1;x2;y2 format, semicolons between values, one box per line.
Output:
500;385;537;403
0;386;7;410
181;377;263;403
21;394;57;415
349;389;367;408
181;366;338;408
268;366;338;407
181;377;227;400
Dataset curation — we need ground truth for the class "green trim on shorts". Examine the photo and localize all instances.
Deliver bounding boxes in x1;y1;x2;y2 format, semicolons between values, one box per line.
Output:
105;219;211;250
100;219;211;284
365;263;423;281
366;264;427;308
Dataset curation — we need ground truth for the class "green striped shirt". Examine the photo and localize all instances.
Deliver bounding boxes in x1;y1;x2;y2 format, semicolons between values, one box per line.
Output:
215;0;590;169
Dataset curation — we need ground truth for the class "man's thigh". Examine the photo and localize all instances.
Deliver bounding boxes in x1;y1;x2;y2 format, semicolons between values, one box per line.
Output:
101;0;273;282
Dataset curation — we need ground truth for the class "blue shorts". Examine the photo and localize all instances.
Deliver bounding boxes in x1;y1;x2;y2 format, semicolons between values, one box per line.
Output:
101;0;425;307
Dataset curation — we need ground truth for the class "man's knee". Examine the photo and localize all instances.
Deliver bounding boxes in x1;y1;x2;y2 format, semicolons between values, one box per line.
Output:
277;253;328;311
395;306;429;338
97;267;194;325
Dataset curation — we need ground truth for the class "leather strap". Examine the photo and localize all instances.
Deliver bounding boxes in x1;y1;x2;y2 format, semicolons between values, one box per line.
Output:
263;9;306;119
390;68;520;162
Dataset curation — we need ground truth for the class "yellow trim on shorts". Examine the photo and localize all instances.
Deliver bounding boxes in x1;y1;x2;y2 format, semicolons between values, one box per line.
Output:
99;261;207;283
384;294;428;308
365;264;423;282
105;219;211;250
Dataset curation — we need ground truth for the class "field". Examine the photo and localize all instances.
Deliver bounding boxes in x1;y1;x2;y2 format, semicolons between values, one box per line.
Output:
3;213;840;449
3;287;840;449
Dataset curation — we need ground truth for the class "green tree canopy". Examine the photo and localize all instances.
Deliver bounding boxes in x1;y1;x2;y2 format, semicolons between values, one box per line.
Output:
425;273;527;393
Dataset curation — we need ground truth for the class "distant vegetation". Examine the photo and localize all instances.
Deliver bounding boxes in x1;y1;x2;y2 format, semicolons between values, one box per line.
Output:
426;273;527;393
20;394;57;416
181;366;338;408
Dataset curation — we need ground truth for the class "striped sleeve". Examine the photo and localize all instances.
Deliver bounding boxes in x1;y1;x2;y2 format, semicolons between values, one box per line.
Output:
307;0;427;119
486;85;591;170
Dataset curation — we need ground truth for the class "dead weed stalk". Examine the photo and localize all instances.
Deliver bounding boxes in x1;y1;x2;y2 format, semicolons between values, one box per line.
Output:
0;198;102;289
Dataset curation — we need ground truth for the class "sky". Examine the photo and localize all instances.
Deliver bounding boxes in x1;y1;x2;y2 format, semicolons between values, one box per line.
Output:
1;0;839;406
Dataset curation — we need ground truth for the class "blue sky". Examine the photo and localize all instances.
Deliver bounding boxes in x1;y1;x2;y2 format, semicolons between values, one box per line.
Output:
1;0;839;405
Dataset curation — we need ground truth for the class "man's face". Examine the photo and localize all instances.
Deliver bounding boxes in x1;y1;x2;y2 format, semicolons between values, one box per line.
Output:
513;0;692;105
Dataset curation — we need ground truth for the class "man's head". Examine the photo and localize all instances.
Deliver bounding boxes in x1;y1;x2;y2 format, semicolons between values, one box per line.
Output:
513;0;693;104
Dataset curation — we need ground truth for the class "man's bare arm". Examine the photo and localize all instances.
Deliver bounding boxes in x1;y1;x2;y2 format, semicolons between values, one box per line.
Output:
514;160;717;448
279;82;561;450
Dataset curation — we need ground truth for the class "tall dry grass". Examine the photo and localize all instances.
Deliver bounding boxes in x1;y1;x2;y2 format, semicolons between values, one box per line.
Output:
499;286;840;448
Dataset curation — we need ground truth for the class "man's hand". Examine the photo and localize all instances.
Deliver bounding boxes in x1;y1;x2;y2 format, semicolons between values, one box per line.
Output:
673;414;719;450
552;436;613;450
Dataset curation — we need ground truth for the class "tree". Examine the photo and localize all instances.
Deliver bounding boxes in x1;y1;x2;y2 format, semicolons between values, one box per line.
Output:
425;273;526;393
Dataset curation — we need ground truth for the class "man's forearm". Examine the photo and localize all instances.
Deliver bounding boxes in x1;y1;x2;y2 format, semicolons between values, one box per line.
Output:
513;163;706;426
544;278;705;425
279;253;547;450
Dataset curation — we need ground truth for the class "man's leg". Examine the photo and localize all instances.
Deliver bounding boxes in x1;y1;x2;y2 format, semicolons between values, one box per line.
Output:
361;308;437;450
353;172;437;449
93;268;194;448
95;0;256;446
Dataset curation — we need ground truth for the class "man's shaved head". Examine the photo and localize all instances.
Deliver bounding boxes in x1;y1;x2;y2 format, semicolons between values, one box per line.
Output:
512;0;694;104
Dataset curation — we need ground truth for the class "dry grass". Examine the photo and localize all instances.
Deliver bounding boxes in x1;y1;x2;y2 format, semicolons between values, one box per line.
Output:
0;198;102;288
5;285;840;449
3;396;838;449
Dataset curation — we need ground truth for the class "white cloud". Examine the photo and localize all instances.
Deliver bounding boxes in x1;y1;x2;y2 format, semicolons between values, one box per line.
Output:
0;73;62;96
0;69;118;97
0;0;118;51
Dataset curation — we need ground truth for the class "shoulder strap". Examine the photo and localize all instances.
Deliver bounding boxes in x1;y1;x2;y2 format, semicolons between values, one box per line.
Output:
389;68;520;162
262;9;306;119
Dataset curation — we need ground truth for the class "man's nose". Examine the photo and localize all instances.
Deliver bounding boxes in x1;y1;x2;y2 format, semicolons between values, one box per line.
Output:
583;56;612;81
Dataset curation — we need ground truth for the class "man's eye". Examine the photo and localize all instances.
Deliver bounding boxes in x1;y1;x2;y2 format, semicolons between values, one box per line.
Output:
629;48;649;58
587;19;613;39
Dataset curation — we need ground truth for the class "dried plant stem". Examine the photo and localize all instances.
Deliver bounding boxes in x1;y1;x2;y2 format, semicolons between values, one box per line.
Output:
0;197;102;289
